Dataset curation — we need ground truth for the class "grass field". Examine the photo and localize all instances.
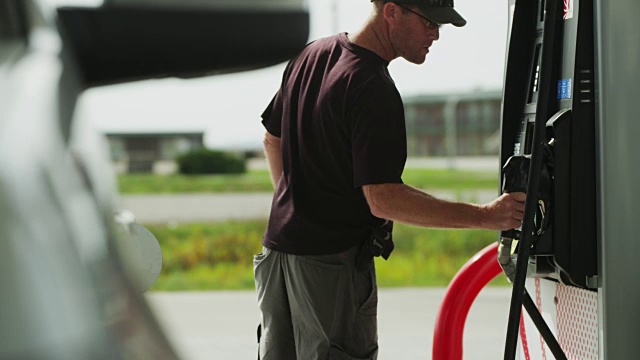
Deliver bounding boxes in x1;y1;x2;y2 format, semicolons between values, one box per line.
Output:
119;168;498;194
146;220;509;291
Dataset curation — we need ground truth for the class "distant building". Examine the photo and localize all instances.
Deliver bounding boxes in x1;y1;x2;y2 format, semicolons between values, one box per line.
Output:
105;132;204;174
103;91;502;174
404;90;502;157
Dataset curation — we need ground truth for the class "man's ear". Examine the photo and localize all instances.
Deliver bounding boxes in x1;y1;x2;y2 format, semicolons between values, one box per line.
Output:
382;2;400;23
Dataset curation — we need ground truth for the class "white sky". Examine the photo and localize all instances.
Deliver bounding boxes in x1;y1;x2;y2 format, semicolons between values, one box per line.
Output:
69;0;510;150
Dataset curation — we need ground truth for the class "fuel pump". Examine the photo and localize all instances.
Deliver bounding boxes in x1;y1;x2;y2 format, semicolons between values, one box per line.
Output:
498;0;598;358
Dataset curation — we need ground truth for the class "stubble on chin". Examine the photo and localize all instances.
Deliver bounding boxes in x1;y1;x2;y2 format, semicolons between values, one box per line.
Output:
403;52;428;65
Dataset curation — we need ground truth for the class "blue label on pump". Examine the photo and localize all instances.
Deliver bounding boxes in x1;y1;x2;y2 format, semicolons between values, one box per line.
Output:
557;79;572;99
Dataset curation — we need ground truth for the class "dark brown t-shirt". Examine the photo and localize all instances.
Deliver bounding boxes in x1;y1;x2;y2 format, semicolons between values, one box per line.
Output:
261;33;407;255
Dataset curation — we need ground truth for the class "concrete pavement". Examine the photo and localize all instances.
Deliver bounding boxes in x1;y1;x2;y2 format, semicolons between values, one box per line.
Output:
146;287;511;360
118;192;275;224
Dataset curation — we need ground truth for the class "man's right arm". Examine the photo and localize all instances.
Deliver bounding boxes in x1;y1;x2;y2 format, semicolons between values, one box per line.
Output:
362;183;526;231
263;131;282;188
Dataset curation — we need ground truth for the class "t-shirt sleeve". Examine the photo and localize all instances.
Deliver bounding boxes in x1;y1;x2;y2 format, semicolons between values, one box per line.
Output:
261;89;283;137
261;57;299;138
350;79;407;188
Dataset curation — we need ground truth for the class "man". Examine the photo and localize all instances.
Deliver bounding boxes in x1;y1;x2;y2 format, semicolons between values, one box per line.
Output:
255;1;526;359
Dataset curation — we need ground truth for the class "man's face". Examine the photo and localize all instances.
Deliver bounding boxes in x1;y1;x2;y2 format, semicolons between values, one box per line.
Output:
388;3;440;64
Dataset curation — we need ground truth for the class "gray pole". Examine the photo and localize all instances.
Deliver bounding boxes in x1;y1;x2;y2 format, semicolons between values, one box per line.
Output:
595;0;640;358
443;97;459;169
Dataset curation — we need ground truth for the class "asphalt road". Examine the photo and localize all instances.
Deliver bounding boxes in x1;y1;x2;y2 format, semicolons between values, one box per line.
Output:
146;287;512;360
119;189;498;224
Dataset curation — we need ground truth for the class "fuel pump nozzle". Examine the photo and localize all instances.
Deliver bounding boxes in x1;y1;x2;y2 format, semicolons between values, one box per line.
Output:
499;155;529;282
499;143;554;283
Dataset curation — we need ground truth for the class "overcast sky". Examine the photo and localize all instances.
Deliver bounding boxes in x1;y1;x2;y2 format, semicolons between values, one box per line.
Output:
70;0;510;150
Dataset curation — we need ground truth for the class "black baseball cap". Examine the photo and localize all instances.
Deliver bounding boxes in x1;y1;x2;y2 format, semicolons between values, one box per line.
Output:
381;0;467;27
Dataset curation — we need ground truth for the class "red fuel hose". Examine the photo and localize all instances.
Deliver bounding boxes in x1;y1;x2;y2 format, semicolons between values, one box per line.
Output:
432;242;502;360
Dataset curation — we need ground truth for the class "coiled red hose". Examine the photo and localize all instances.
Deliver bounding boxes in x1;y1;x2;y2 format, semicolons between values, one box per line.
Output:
432;242;502;360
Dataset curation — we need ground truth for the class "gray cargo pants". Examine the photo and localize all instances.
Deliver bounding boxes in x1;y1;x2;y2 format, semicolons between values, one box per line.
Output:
253;245;379;360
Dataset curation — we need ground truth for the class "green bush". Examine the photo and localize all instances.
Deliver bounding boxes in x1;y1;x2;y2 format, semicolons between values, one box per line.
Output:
176;149;246;175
